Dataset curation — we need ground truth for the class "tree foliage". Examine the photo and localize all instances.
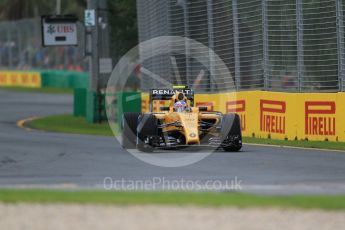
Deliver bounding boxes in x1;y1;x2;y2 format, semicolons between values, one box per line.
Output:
0;0;86;20
107;0;138;63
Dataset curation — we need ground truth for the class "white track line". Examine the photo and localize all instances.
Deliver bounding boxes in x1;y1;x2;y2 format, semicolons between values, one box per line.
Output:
245;143;345;153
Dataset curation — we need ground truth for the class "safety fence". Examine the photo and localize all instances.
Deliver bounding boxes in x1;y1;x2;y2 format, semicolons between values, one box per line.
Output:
142;91;345;142
137;0;345;93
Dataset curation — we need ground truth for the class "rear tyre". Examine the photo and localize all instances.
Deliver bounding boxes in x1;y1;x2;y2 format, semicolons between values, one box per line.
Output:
122;112;141;149
137;114;158;153
221;113;242;152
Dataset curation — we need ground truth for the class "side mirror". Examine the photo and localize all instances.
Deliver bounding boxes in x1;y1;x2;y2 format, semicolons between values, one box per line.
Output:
198;106;208;111
160;106;170;111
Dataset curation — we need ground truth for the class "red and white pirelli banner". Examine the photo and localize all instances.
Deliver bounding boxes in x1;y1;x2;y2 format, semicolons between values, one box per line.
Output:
0;71;41;88
141;91;345;142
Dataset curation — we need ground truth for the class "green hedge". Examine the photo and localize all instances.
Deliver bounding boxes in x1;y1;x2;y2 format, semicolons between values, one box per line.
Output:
41;70;88;89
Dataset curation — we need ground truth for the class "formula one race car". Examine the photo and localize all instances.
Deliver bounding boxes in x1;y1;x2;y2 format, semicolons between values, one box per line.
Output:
121;86;242;152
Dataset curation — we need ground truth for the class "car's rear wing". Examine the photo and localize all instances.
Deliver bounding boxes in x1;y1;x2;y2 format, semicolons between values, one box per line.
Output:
150;89;194;100
149;88;195;110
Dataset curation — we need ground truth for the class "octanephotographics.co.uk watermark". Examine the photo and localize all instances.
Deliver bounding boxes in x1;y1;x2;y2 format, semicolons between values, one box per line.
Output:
103;177;242;191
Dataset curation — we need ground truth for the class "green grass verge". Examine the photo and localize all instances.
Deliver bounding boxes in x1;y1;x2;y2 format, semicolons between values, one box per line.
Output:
0;190;345;210
29;114;114;136
243;137;345;151
0;86;73;94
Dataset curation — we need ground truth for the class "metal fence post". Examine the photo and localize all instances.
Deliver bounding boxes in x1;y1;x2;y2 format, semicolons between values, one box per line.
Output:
86;0;101;123
262;0;269;90
87;0;100;92
180;0;191;87
232;0;241;90
16;28;25;67
6;27;13;69
336;0;344;91
207;0;215;92
98;0;112;89
296;0;304;92
0;24;2;67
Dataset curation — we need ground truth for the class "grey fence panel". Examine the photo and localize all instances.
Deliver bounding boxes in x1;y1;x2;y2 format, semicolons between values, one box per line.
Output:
266;0;298;91
237;0;263;89
137;0;345;92
302;0;338;92
340;0;345;91
137;0;171;90
212;0;236;92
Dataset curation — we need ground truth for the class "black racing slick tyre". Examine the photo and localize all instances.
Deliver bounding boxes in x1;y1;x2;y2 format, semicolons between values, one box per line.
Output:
122;112;141;149
137;114;158;153
221;113;242;152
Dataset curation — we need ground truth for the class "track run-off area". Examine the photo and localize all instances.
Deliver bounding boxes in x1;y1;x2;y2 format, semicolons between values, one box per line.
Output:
1;89;345;195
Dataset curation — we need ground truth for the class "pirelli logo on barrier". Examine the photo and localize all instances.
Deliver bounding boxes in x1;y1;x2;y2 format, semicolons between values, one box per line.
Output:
0;71;41;88
305;101;336;136
260;100;286;134
226;100;246;131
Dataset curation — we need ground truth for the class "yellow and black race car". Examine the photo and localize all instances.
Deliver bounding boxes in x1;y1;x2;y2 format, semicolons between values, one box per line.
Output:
122;86;242;152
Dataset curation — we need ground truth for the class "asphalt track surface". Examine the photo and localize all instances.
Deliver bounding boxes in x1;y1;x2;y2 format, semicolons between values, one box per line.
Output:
1;89;345;195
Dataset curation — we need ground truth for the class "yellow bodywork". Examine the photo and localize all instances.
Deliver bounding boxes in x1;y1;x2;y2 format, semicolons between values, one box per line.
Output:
152;92;221;145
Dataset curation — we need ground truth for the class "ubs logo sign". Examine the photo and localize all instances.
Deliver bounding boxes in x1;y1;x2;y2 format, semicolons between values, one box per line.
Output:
226;100;246;131
260;100;286;134
305;101;336;136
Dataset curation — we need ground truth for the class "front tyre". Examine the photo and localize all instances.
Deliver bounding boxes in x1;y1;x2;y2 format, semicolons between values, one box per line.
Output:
122;112;141;149
221;113;242;152
223;144;242;152
137;114;158;153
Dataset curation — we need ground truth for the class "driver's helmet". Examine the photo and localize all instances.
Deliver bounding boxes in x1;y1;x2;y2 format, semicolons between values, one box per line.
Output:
173;92;187;112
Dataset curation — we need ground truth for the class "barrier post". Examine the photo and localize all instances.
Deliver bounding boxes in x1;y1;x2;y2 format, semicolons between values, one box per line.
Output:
74;88;87;117
207;0;215;91
86;89;106;123
296;0;304;92
336;0;344;91
262;0;269;90
232;0;241;90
